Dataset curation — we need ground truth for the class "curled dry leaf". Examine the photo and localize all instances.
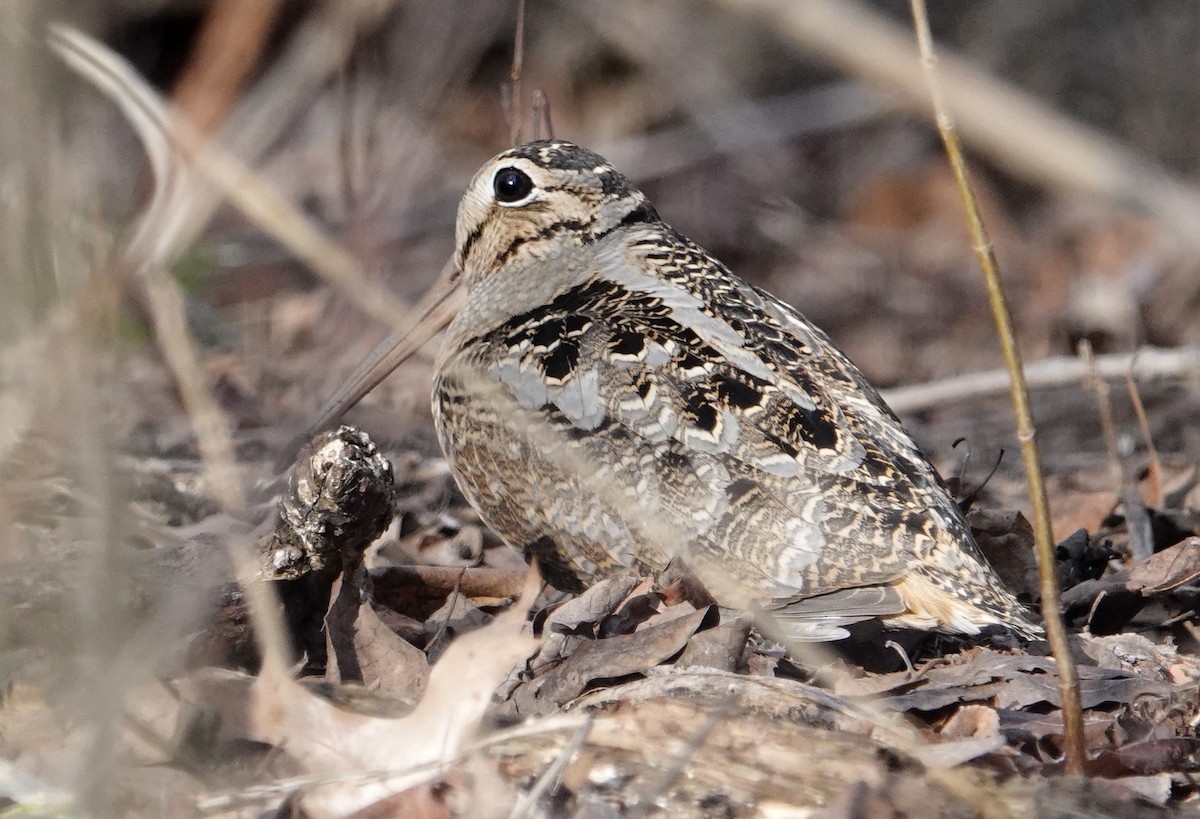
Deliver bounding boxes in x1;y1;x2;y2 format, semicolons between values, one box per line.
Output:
836;648;1180;713
1126;536;1200;593
1080;632;1181;680
908;703;1007;769
529;575;642;674
520;606;713;713
968;508;1039;599
938;703;1000;740
250;573;539;816
1062;536;1200;631
324;561;429;703
997;709;1117;748
423;592;493;664
969;509;1113;600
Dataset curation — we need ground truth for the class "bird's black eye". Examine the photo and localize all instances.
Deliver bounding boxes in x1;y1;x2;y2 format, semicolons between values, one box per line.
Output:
493;167;534;203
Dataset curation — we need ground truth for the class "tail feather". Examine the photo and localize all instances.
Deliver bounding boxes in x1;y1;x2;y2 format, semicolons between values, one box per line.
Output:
761;585;910;642
889;569;1043;640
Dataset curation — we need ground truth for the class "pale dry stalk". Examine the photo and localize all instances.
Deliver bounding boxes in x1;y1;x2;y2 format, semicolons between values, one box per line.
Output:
907;0;1086;774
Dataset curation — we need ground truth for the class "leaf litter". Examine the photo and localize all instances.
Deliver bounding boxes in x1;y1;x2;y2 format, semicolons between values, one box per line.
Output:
3;381;1199;815
6;8;1200;814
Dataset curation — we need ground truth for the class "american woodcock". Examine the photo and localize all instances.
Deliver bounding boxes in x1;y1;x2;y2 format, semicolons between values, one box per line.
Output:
313;140;1042;641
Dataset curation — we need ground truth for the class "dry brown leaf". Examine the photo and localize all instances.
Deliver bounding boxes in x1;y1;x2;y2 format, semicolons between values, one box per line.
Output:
910;703;1008;768
545;575;641;633
842;649;1178;713
996;709;1117;747
250;575;539;816
1080;633;1179;680
528;575;641;675
517;606;713;714
1088;738;1200;778
324;559;429;702
968;507;1038;599
1126;536;1200;593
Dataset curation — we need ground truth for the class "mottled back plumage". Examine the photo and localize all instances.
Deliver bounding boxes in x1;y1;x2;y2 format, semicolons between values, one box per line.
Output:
431;140;1040;641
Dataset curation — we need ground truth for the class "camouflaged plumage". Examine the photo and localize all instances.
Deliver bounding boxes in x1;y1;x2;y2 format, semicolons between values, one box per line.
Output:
432;140;1041;641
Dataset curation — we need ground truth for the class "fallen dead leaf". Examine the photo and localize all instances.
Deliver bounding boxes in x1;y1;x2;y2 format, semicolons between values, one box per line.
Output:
1127;536;1200;593
514;606;713;715
250;572;540;816
326;561;429;703
838;649;1179;714
527;575;641;676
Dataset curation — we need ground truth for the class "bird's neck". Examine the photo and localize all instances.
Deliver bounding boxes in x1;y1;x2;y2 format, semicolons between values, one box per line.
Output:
438;241;601;358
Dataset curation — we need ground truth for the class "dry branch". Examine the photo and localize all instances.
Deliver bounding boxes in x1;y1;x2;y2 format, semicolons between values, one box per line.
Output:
880;346;1200;415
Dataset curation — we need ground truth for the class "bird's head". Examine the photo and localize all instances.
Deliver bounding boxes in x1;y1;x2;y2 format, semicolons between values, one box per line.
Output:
453;140;658;289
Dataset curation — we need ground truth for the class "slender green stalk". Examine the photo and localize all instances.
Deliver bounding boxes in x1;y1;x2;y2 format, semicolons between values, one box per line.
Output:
908;0;1086;774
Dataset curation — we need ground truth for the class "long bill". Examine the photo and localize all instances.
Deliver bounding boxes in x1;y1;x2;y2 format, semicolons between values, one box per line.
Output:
294;257;464;449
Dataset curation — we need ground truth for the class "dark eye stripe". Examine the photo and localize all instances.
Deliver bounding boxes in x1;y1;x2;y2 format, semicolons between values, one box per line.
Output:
491;218;592;268
457;221;485;265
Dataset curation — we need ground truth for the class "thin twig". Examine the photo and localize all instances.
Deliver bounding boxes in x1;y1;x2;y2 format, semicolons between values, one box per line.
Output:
337;46;368;216
509;0;527;145
880;345;1200;415
908;0;1086;775
1081;341;1154;560
531;88;554;140
1125;356;1164;509
1080;341;1125;499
